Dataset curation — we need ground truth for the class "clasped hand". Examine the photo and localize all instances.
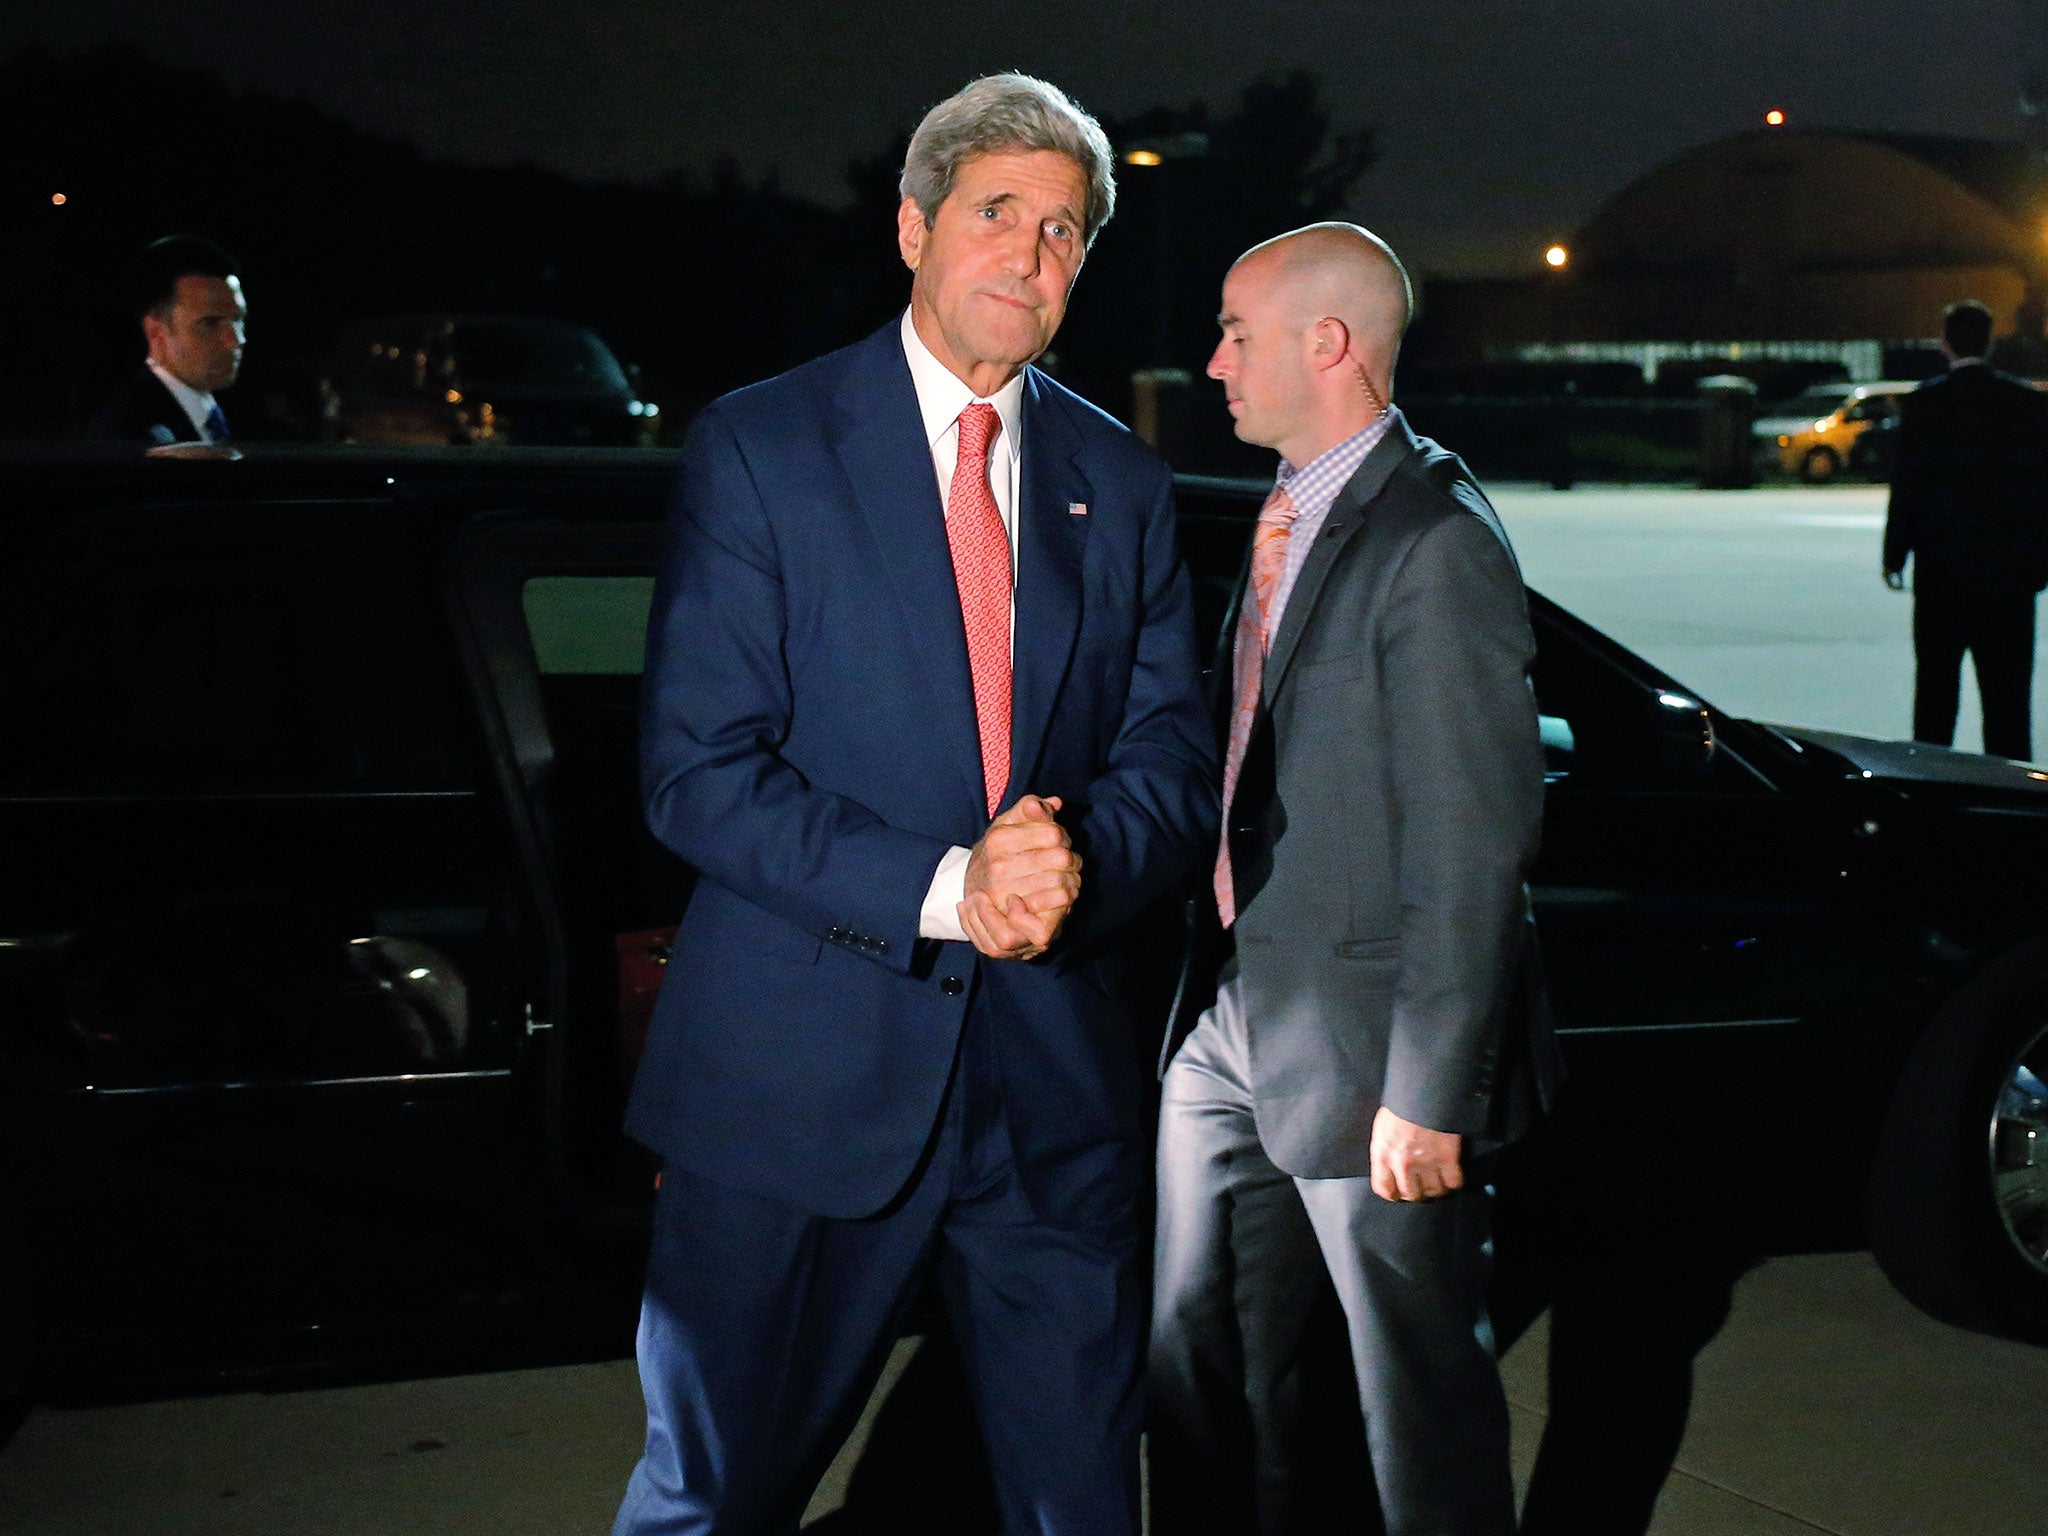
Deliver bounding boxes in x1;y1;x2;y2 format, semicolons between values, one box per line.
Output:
957;794;1080;961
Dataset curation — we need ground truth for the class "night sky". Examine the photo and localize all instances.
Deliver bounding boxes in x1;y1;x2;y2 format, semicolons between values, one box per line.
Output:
6;0;2044;276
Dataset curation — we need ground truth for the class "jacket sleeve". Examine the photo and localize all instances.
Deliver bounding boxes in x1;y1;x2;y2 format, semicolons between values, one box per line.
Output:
1884;391;1929;575
1379;510;1544;1135
1061;466;1221;949
639;405;951;974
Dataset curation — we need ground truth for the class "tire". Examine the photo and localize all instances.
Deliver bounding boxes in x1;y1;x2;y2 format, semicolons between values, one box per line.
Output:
1866;945;2048;1343
1801;447;1840;483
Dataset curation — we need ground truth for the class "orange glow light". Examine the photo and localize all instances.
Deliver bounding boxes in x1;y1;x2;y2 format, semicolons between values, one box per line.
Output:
50;193;67;206
1124;149;1163;167
1544;245;1569;269
1765;109;1786;126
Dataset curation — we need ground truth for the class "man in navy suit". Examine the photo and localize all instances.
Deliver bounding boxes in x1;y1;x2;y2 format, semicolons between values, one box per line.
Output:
1884;299;2048;760
614;74;1217;1535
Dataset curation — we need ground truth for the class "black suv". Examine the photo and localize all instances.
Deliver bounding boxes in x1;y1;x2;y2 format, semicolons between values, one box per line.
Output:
2;450;2043;1404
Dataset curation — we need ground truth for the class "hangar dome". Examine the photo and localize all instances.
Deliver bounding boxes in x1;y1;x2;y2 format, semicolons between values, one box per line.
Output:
1558;129;2048;342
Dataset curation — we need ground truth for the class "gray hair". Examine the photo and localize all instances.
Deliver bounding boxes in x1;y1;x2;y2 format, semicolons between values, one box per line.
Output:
900;74;1117;247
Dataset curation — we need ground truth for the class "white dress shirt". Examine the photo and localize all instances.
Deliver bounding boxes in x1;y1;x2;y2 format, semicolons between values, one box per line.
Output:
900;308;1025;943
146;358;224;443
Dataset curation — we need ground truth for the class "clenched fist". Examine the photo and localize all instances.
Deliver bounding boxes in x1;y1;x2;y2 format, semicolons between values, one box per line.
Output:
957;794;1080;961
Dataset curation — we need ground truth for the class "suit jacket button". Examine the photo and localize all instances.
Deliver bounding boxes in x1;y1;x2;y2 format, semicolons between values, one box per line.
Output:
874;939;888;954
941;976;964;996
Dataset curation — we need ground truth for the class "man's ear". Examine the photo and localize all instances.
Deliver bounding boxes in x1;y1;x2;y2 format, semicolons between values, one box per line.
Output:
1307;317;1352;374
897;197;928;273
140;310;168;360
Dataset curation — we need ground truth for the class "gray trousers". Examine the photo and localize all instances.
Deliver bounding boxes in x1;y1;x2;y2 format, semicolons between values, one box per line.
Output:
1149;979;1515;1536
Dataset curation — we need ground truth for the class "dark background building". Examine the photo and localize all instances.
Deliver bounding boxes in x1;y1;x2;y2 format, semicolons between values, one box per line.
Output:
1418;128;2048;380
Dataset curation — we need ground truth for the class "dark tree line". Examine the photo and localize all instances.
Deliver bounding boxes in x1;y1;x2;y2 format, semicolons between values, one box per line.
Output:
0;46;1373;450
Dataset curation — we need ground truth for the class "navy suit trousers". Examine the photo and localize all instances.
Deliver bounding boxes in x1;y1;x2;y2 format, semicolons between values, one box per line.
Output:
612;983;1146;1536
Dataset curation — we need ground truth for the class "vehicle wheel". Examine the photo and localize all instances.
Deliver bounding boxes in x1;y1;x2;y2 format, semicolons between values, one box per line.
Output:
1801;447;1840;483
1866;947;2048;1342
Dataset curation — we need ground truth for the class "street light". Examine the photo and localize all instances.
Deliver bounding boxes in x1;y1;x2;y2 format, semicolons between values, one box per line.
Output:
1765;109;1786;126
50;193;66;206
1124;149;1163;167
1545;244;1569;270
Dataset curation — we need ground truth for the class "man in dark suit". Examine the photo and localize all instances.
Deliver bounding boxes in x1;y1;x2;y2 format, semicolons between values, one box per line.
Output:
84;236;245;446
1884;299;2048;761
1150;224;1552;1536
614;74;1216;1535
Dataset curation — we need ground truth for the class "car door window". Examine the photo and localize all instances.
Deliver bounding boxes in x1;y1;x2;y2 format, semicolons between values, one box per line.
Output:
523;575;655;676
517;570;678;936
0;507;516;1092
3;550;348;791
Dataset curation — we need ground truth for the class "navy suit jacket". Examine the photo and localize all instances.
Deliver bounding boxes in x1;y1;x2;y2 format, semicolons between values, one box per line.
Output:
629;320;1218;1222
82;366;203;445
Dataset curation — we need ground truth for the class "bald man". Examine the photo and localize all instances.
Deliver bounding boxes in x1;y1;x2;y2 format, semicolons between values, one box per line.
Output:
1150;224;1555;1536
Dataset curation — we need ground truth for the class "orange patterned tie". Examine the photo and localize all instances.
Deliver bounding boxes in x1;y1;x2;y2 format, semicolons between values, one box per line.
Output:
1214;483;1298;927
946;403;1013;818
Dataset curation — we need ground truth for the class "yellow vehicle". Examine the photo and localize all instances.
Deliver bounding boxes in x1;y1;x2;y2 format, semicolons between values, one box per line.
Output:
1753;380;1916;482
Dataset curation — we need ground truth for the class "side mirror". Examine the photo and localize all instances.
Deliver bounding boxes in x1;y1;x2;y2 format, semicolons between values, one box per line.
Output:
1655;690;1717;777
1539;713;1575;783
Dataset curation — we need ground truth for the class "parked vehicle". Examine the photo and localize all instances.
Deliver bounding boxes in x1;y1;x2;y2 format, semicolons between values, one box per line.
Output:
2;451;2042;1406
1753;381;1915;482
320;317;660;448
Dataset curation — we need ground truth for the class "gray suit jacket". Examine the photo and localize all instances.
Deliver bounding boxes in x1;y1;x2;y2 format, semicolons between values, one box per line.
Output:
1168;415;1556;1176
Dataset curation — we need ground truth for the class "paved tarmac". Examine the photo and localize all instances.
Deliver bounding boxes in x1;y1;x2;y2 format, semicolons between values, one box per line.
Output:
1492;481;2037;759
4;1252;2043;1535
6;483;2044;1534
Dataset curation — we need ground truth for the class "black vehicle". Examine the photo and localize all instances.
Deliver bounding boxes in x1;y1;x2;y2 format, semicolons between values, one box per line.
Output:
2;451;2043;1407
320;317;660;448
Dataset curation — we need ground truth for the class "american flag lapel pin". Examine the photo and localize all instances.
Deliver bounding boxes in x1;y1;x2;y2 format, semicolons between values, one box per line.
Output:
1068;501;1088;517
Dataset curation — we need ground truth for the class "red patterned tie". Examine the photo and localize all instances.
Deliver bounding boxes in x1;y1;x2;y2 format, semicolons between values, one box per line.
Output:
1214;483;1298;927
945;403;1013;818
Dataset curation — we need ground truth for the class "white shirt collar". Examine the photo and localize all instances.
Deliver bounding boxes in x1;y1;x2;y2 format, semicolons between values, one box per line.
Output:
899;308;1023;464
145;358;219;440
1949;355;1989;370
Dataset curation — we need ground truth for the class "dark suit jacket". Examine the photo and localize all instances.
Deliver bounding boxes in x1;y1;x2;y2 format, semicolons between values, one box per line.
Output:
1883;365;2048;593
1169;416;1555;1175
82;366;204;446
630;320;1218;1222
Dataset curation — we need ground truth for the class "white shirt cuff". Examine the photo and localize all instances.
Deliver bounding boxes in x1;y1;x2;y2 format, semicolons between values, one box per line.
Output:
919;845;973;942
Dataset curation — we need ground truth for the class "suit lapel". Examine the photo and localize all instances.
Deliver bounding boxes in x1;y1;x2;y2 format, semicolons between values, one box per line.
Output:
1008;369;1090;794
144;370;201;443
1263;415;1419;702
829;327;986;821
